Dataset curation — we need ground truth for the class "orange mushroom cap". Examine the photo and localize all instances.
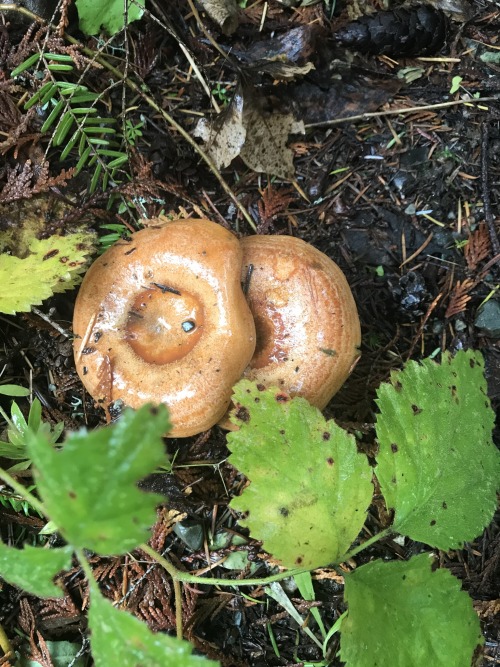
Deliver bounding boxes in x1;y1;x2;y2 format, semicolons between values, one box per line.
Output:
240;235;361;408
73;218;256;437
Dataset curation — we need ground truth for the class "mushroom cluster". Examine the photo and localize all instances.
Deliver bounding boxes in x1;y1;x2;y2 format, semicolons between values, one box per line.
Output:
73;217;361;437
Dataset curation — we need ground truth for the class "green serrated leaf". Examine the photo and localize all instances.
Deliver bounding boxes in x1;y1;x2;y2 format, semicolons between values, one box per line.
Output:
0;232;95;315
0;543;73;597
375;350;500;549
26;405;170;555
227;381;373;569
89;583;219;666
76;0;145;36
339;553;483;667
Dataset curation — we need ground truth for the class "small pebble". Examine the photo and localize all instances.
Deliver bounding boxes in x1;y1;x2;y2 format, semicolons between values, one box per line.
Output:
474;300;500;338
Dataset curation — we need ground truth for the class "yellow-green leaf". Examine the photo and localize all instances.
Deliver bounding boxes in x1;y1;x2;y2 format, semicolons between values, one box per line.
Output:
0;232;95;314
227;380;373;569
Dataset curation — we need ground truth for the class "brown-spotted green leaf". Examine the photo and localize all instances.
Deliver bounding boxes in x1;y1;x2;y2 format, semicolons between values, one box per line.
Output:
375;349;500;549
227;380;373;569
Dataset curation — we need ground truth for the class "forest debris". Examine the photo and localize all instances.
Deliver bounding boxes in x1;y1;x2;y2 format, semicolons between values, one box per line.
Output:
257;185;295;232
0;161;74;203
333;6;449;57
464;222;491;271
231;25;319;78
275;74;401;126
425;0;473;21
194;86;304;179
197;0;239;34
445;278;474;319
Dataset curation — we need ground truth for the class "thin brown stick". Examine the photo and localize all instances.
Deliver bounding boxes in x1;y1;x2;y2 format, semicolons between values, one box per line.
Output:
304;97;497;129
480;121;500;256
406;293;442;360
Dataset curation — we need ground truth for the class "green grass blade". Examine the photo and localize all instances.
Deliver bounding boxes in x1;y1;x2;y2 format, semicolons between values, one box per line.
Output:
11;53;40;77
75;146;92;174
40;99;65;133
53;112;75;146
60;128;82;160
24;82;56;109
47;64;74;72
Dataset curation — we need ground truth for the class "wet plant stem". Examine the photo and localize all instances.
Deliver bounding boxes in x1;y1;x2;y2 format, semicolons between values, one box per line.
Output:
142;530;389;640
340;527;392;561
0;621;13;658
76;548;95;587
140;543;309;587
0;465;45;516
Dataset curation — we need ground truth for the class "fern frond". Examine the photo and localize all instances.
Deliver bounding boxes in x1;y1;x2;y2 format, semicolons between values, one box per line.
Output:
11;55;129;195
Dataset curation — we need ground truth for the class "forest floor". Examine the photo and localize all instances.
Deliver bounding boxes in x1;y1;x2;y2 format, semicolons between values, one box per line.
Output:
0;0;499;665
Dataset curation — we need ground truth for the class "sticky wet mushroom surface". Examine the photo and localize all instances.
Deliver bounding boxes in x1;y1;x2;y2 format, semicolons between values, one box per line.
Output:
240;234;361;408
72;218;256;437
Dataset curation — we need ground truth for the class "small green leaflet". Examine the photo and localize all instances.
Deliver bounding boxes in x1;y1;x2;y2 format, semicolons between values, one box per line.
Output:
339;553;483;667
88;583;219;666
227;381;373;570
19;640;86;667
375;350;500;549
76;0;145;36
26;405;170;555
0;543;73;598
0;232;95;315
0;385;30;397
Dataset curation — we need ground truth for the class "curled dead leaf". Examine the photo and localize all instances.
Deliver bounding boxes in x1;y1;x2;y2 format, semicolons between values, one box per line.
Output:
197;0;239;35
194;85;304;179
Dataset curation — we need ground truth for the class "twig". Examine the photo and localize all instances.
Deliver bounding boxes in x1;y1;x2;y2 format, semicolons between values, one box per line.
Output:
148;0;221;112
75;46;257;231
480;121;500;256
31;307;71;339
304;97;497;129
406;293;442;360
